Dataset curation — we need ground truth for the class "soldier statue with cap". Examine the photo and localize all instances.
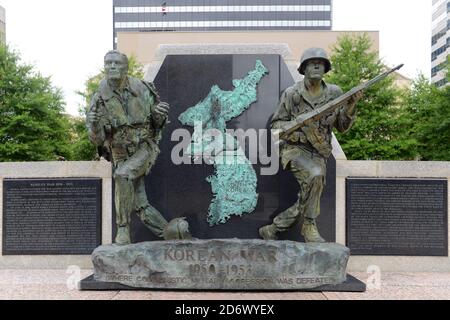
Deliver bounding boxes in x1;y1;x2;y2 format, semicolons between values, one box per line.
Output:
86;50;192;245
259;48;363;243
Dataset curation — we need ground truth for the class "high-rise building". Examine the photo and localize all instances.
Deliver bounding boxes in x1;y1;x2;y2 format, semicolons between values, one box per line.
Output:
0;5;5;44
113;0;333;48
431;0;449;87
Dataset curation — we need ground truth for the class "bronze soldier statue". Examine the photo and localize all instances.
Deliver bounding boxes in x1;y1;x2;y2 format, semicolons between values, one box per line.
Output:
86;50;191;244
259;48;363;243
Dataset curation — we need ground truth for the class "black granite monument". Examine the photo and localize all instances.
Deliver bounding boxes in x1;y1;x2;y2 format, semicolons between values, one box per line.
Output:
115;54;337;243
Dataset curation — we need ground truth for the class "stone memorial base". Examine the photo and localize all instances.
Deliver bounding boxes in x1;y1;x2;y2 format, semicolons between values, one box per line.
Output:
80;239;366;292
79;274;365;292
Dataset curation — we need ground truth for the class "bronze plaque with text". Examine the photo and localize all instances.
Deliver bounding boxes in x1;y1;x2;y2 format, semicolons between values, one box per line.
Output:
3;178;101;255
346;178;447;256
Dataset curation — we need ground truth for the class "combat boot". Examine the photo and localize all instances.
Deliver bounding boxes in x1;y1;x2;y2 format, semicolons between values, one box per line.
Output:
301;219;325;243
115;225;131;245
259;224;278;240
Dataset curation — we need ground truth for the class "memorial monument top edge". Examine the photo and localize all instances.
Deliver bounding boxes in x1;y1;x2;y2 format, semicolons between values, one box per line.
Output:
154;43;293;60
94;239;350;252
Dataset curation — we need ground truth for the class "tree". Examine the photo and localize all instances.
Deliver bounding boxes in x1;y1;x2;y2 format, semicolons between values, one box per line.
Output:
0;44;73;161
73;55;145;160
67;116;98;161
405;67;450;161
325;33;418;160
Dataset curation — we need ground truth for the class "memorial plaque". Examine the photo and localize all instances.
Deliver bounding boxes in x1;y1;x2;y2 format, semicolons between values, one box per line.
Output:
346;178;448;256
3;178;102;255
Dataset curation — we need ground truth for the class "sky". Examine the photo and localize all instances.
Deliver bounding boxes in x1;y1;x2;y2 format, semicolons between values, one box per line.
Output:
0;0;432;116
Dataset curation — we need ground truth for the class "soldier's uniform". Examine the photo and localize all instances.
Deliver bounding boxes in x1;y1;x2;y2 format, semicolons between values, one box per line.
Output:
87;76;170;243
260;48;357;242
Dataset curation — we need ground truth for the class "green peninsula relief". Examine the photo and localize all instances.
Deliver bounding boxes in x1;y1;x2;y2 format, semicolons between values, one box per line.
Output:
179;60;269;226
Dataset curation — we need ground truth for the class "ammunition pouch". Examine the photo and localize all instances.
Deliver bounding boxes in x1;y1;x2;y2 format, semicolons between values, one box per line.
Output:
286;131;308;144
108;124;160;179
301;123;332;158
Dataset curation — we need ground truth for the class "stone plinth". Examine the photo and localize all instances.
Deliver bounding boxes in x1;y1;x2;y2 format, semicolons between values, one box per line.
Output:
91;239;350;290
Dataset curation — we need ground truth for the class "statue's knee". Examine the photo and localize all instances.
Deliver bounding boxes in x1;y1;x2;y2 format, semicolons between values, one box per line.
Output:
135;194;148;209
274;216;282;224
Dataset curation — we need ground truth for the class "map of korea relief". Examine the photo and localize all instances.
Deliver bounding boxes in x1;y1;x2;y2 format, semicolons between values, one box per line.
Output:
179;60;269;226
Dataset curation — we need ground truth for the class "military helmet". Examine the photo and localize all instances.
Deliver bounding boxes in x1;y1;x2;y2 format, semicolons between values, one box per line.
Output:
298;48;331;75
163;217;193;240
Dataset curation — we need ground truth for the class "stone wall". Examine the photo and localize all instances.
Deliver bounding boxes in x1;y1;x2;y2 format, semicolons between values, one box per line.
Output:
0;160;448;272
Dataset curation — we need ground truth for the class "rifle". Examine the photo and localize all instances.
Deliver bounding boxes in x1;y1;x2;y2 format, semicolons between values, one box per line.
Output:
89;95;113;162
278;64;404;140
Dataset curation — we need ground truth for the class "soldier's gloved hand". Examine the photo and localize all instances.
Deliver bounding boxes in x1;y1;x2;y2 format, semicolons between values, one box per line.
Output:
288;132;301;143
87;111;100;124
303;118;319;130
114;166;135;181
346;91;364;116
87;104;100;124
153;102;170;119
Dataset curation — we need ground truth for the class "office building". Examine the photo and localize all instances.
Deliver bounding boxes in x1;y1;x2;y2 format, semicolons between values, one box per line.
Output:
113;0;333;48
431;0;449;87
0;5;5;44
113;0;379;84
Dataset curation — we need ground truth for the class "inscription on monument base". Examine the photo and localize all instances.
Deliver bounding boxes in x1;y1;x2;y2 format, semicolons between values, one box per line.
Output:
346;178;448;256
3;178;102;255
92;239;350;290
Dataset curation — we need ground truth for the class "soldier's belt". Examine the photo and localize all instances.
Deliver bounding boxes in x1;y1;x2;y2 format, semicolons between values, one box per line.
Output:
299;143;321;156
112;127;154;149
284;138;315;151
115;125;153;137
284;142;325;158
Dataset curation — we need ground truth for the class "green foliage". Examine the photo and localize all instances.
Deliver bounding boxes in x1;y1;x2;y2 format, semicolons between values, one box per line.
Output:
0;44;73;161
74;55;145;160
67;116;98;161
325;33;419;160
405;73;450;160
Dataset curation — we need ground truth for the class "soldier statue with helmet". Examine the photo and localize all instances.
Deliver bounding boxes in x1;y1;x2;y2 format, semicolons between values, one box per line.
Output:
259;47;364;243
86;50;192;245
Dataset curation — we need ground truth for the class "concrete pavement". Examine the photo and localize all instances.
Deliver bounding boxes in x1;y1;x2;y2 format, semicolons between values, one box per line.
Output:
0;270;449;300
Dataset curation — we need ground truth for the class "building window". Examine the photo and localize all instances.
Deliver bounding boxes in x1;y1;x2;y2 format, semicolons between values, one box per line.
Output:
114;20;332;29
432;44;448;61
112;0;333;47
113;5;332;14
431;61;447;77
435;78;448;87
432;28;447;45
